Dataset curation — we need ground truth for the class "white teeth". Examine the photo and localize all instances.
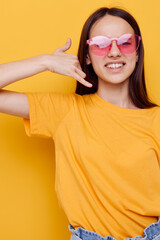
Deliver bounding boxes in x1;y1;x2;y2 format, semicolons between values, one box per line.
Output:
106;63;124;69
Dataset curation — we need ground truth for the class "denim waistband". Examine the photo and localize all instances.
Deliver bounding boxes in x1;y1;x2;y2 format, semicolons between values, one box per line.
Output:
68;217;160;240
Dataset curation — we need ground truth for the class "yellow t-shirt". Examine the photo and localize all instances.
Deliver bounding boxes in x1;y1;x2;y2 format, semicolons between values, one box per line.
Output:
23;92;160;240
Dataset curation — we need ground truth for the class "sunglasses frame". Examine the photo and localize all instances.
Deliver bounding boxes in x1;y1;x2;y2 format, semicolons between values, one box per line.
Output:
86;33;141;55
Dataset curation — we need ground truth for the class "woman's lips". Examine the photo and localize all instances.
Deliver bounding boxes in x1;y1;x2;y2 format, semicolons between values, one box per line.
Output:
105;63;126;72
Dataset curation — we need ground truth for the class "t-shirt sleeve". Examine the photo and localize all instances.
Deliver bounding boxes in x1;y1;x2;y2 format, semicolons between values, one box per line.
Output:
23;92;75;139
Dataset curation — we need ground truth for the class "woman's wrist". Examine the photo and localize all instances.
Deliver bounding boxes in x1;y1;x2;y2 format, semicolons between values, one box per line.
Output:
39;54;54;72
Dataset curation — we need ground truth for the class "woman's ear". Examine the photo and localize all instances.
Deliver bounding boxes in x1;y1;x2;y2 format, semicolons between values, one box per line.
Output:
86;54;91;65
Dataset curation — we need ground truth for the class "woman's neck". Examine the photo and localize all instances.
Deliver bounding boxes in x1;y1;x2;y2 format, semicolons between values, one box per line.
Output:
97;79;139;109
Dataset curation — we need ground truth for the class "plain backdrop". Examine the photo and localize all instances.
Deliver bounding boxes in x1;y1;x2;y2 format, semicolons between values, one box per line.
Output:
0;0;160;239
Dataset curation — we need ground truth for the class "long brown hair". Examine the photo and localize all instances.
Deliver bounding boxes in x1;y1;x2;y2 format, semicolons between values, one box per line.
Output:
75;7;158;109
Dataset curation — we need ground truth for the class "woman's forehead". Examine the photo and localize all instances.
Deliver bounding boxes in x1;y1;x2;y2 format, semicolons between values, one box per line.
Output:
89;15;134;38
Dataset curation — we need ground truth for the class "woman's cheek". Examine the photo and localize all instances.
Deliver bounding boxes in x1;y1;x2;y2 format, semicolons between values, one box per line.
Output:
90;57;103;74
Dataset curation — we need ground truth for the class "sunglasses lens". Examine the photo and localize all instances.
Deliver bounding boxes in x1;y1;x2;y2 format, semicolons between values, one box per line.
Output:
118;35;140;54
89;44;110;56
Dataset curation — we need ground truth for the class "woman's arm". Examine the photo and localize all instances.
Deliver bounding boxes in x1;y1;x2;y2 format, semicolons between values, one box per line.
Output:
0;39;92;119
0;39;91;88
0;54;49;89
0;90;29;119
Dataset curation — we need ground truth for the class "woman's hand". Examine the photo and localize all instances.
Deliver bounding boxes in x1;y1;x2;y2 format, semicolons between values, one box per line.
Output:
45;38;93;88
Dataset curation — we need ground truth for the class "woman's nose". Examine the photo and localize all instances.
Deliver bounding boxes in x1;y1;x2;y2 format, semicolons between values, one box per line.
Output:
107;40;122;57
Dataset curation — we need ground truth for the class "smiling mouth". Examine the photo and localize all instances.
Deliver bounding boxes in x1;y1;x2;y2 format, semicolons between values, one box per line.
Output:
105;63;126;69
105;63;126;72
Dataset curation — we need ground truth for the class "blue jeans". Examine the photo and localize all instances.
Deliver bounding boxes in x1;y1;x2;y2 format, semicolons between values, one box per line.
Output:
68;217;160;240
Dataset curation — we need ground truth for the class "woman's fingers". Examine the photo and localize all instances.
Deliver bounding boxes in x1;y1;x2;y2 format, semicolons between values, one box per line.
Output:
74;68;92;88
73;73;93;88
75;67;86;80
75;64;93;87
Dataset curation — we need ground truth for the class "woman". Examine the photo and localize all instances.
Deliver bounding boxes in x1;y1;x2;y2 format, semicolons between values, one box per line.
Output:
0;7;160;240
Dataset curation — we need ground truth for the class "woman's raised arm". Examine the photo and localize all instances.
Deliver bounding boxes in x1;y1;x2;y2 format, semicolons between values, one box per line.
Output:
0;38;92;119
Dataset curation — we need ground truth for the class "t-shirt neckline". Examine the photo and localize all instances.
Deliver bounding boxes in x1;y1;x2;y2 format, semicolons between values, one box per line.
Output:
91;92;156;115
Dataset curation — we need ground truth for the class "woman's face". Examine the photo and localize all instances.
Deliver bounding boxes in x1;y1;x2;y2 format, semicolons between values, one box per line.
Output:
86;15;138;85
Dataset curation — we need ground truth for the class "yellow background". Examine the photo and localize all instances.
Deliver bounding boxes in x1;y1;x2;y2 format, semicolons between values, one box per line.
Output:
0;0;160;239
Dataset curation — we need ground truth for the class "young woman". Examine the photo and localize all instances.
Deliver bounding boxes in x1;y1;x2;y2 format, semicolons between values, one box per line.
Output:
0;7;160;240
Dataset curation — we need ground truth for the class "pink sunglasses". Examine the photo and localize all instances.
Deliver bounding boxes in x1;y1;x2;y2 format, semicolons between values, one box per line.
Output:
86;34;141;56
